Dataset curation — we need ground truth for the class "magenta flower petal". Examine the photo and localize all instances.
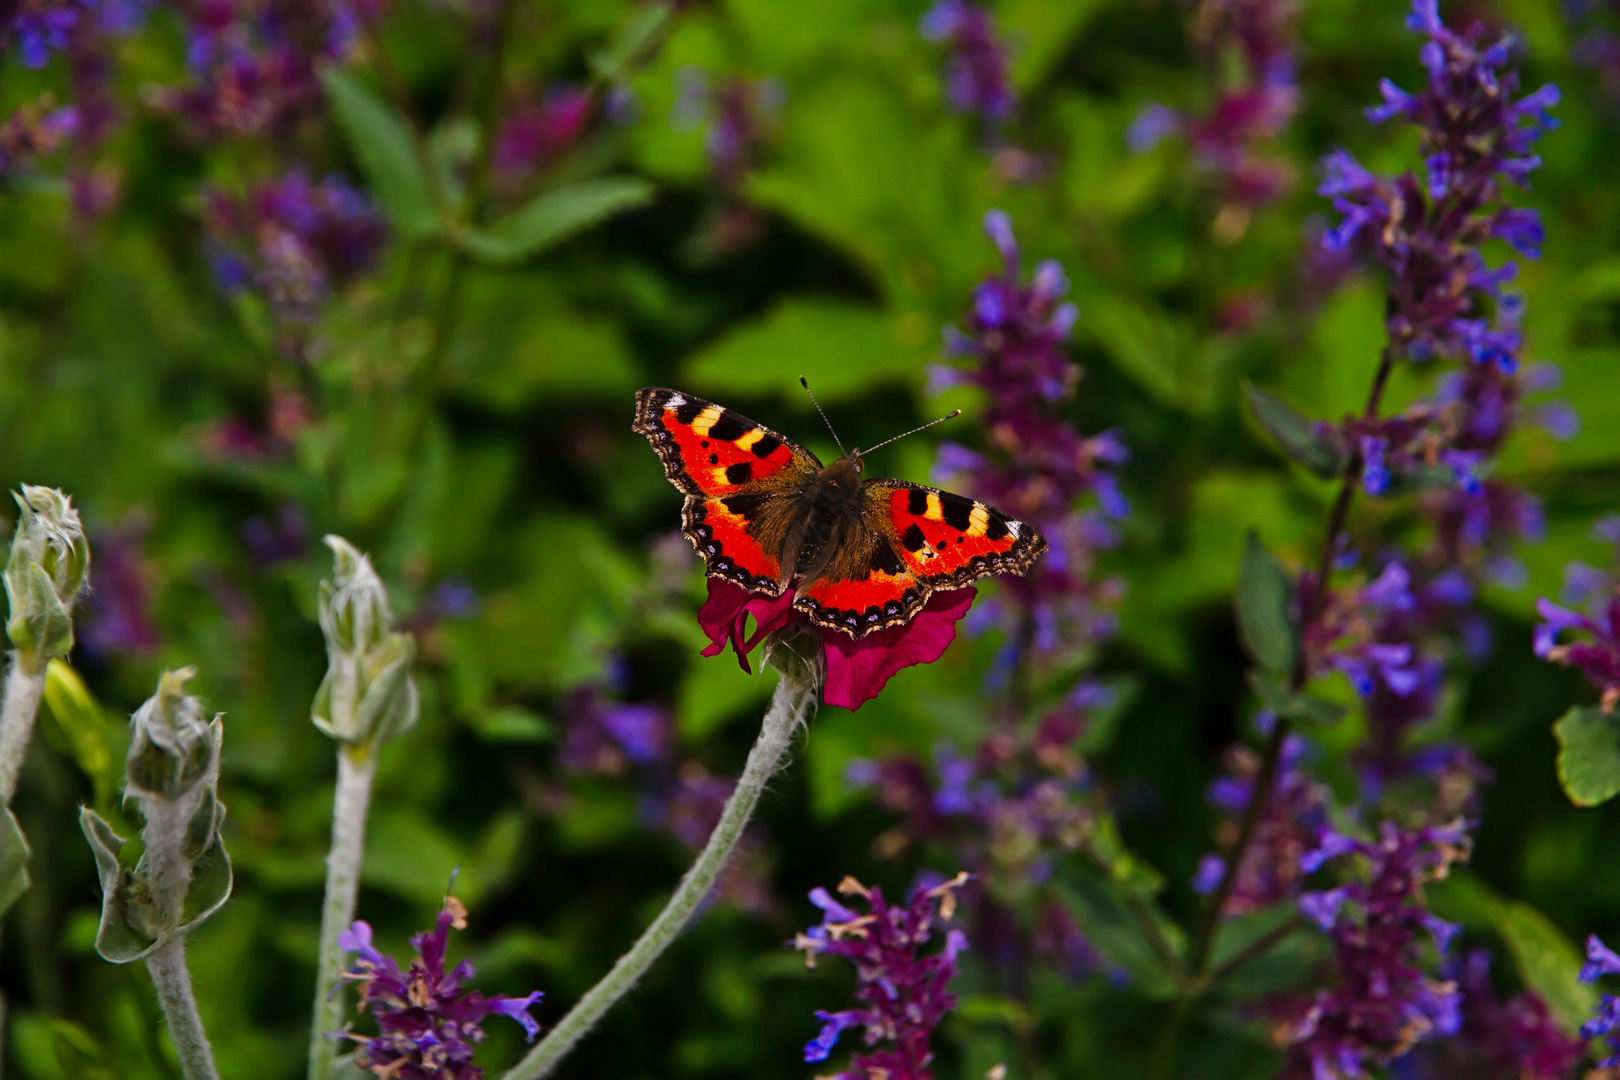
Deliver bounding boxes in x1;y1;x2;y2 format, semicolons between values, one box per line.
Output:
823;588;976;710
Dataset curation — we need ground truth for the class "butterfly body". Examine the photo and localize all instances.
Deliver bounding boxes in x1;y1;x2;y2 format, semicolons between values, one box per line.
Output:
634;387;1046;638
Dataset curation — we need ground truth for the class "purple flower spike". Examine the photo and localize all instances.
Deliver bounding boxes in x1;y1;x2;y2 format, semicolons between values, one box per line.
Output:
1584;934;1620;983
337;895;545;1078
920;1;1015;126
792;873;972;1080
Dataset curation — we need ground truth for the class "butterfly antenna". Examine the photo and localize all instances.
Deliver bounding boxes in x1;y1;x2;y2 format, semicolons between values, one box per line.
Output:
860;410;963;457
799;376;847;455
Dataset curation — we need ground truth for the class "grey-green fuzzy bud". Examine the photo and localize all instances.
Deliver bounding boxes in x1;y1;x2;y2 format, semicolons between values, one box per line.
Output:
4;486;89;670
312;536;419;746
126;668;222;802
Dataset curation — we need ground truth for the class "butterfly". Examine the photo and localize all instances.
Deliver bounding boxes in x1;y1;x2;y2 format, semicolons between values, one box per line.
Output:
633;386;1047;638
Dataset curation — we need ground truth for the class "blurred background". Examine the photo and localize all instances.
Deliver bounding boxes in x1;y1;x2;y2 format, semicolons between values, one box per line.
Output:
1;0;1618;1076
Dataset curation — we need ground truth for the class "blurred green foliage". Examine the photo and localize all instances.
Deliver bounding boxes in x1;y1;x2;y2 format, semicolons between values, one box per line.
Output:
2;0;1620;1077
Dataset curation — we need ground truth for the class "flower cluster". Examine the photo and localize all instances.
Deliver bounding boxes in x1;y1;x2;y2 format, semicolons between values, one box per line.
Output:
1535;552;1620;713
1193;729;1329;913
1403;948;1585;1080
920;1;1014;128
151;0;362;137
931;210;1127;672
1130;0;1300;228
1277;821;1472;1079
792;873;972;1080
1318;0;1557;369
336;896;544;1079
78;518;160;660
492;83;595;192
846;683;1114;982
204;170;387;329
0;96;79;176
1580;933;1620;1066
672;69;781;255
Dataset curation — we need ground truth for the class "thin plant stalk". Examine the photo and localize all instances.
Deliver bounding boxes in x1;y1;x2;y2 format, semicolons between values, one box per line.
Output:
308;743;379;1080
0;657;46;805
1150;347;1398;1080
503;671;816;1080
147;936;223;1080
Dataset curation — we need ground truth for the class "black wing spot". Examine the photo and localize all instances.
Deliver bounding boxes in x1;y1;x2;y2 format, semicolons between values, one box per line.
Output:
901;524;927;552
708;454;720;465
675;401;706;425
939;492;976;532
722;490;770;521
985;514;1009;541
726;461;753;485
907;488;930;516
751;433;782;459
873;543;905;576
701;439;710;448
708;410;750;442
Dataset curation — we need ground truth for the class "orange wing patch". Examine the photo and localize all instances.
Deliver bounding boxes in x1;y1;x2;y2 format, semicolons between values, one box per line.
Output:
878;482;1046;587
633;387;816;595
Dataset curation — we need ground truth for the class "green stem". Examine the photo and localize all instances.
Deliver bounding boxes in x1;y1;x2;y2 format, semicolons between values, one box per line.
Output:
147;936;222;1080
1154;346;1400;1080
0;655;46;805
308;743;377;1080
501;672;815;1080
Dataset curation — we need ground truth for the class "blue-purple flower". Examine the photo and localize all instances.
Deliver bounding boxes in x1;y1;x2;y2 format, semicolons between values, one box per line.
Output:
336;895;543;1079
792;873;972;1080
1319;0;1557;370
1278;820;1473;1079
1580;933;1620;1066
920;1;1015;126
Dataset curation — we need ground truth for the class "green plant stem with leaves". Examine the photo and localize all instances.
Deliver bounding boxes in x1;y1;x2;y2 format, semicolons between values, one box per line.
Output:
1149;346;1398;1077
503;669;816;1080
308;742;378;1080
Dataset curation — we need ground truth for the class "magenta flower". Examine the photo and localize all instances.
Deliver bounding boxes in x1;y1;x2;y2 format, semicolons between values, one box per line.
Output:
336;896;543;1079
791;873;972;1080
697;577;976;710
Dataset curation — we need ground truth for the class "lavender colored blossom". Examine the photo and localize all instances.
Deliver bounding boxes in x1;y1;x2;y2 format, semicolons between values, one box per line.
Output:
204;170;387;326
492;84;594;184
1277;820;1472;1079
932;211;1127;665
1130;0;1300;221
1318;0;1558;370
920;1;1015;125
1534;593;1620;713
1580;933;1620;1066
241;502;308;566
672;69;782;190
792;873;972;1080
557;685;670;776
1193;732;1329;913
336;895;543;1079
1402;949;1585;1080
78;519;160;658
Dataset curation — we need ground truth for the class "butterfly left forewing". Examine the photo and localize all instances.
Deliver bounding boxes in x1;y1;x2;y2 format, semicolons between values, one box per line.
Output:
633;387;818;594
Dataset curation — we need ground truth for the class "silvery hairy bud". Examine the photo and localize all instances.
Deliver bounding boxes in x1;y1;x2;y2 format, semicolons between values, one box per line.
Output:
4;485;90;671
311;536;418;746
80;669;232;962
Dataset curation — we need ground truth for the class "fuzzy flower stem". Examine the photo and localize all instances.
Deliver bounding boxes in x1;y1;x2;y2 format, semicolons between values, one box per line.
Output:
1157;346;1399;1080
308;743;377;1080
146;937;222;1080
504;671;815;1080
0;657;45;804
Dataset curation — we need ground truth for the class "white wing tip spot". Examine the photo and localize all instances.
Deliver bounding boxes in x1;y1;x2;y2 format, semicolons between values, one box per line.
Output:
1007;520;1023;538
666;393;687;408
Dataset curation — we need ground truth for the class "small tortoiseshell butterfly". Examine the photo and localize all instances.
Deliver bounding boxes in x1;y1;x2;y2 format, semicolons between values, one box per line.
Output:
634;386;1047;638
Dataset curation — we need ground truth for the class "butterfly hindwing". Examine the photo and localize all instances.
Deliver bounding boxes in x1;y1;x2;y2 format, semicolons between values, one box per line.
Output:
633;387;818;593
794;480;1046;637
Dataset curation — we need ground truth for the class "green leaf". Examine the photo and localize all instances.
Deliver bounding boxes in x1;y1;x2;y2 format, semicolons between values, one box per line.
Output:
41;659;118;808
455;178;655;265
1244;382;1343;479
1554;704;1620;807
681;299;932;403
79;808;159;964
0;807;30;917
589;2;673;81
1495;899;1595;1031
320;68;440;239
177;828;233;932
1235;532;1296;674
1053;871;1181;999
